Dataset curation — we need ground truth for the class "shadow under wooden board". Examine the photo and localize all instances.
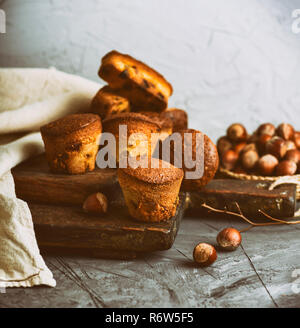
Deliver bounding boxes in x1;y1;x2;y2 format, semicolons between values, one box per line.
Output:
12;154;186;259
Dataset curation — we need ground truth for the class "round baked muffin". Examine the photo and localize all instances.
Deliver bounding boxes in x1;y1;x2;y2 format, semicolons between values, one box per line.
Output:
160;108;188;132
40;114;102;174
91;85;130;120
139;111;173;140
102;112;161;163
118;158;184;222
162;129;219;191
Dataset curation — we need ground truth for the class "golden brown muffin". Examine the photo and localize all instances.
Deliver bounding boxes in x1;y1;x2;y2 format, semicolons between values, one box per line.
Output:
161;108;188;132
139;111;173;140
118;158;183;222
90;86;130;120
162;129;219;191
102;112;161;163
98;50;173;112
41;114;102;174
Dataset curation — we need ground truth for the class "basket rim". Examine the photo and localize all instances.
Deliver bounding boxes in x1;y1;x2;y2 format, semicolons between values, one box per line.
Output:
219;167;300;181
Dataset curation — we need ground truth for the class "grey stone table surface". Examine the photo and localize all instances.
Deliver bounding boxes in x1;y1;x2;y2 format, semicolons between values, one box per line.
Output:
1;214;300;308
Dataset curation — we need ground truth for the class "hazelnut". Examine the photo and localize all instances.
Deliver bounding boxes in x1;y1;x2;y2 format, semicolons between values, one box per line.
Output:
241;143;257;154
276;160;297;176
217;136;232;155
257;154;278;176
285;149;300;164
221;149;239;170
276;123;294;141
294;132;300;149
193;243;217;267
256;134;272;154
217;227;242;251
266;136;287;159
241;150;259;171
233;142;247;155
256;123;276;137
226;123;247;142
285;140;296;151
83;192;108;215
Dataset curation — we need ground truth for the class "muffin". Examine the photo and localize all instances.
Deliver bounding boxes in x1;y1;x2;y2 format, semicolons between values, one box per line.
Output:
41;114;102;174
162;129;219;191
139;111;173;140
160;108;188;132
118;158;184;222
98;50;173;112
91;85;130;120
102;112;161;163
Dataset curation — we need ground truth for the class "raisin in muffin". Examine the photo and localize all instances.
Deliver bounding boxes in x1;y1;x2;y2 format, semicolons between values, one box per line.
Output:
41;114;102;174
118;158;183;222
91;85;130;120
98;50;173;112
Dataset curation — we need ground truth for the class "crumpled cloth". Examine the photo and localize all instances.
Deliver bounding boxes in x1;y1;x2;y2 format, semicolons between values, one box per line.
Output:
0;67;101;288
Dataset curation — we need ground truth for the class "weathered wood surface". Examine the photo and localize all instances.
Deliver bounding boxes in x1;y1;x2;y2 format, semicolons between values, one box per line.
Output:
188;179;296;218
1;213;299;308
12;154;185;255
27;193;185;255
12;155;297;219
12;154;118;206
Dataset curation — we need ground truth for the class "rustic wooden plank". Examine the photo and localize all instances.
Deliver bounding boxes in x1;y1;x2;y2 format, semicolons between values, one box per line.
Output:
28;193;186;254
187;179;296;218
11;153;186;257
12;154;118;206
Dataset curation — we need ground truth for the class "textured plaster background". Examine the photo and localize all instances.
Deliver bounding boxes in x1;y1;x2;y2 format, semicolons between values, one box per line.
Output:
1;0;300;141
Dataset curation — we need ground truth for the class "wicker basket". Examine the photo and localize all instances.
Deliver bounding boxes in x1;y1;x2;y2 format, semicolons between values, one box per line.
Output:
219;167;300;201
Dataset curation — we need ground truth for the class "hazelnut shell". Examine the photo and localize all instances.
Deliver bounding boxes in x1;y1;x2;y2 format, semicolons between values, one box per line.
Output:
226;123;247;142
276;160;297;176
266;137;287;159
257;154;278;176
256;123;276;137
276;123;294;141
83;192;108;215
193;243;217;267
217;227;242;251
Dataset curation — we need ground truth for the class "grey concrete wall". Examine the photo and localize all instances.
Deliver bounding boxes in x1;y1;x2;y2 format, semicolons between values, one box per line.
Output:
1;0;300;141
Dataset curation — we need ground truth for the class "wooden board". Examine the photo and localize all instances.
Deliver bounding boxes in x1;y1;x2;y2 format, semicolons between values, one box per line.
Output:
12;154;119;206
187;179;296;218
12;154;185;258
13;155;297;219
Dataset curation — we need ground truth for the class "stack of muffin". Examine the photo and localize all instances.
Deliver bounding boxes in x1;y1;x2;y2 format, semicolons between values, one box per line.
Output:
40;51;219;223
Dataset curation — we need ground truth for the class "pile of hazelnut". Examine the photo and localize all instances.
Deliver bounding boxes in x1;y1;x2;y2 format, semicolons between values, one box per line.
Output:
218;123;300;176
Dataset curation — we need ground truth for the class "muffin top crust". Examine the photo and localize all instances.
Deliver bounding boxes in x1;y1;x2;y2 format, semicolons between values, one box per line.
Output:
103;112;160;126
119;158;183;184
139;111;173;130
41;114;101;137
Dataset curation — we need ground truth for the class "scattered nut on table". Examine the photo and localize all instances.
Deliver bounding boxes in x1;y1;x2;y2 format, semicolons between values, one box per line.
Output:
193;243;217;267
83;192;108;215
217;227;242;251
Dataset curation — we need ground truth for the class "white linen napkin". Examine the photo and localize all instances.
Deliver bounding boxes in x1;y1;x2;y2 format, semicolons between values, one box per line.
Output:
0;67;101;288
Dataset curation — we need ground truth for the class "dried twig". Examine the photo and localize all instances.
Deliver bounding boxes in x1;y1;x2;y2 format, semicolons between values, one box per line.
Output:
201;202;300;233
